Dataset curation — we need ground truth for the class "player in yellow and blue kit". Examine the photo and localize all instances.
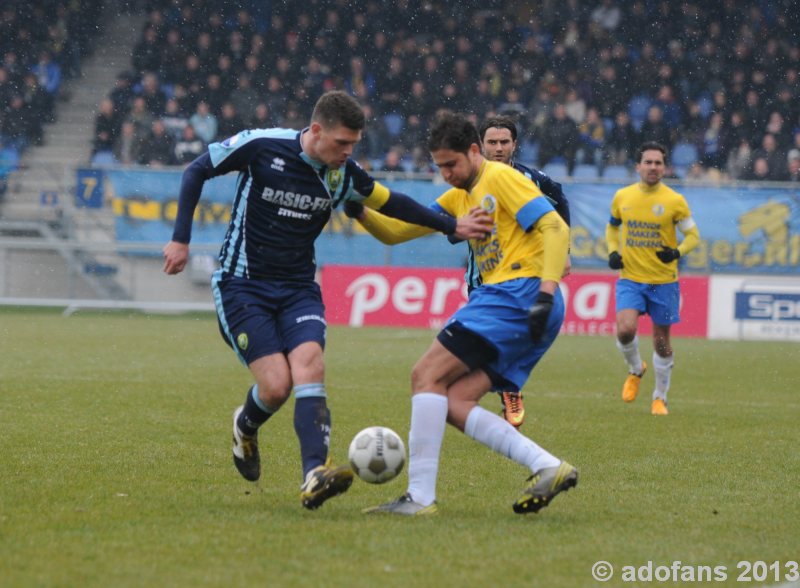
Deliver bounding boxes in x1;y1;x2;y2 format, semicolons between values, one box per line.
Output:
347;115;572;428
606;142;700;415
363;113;578;516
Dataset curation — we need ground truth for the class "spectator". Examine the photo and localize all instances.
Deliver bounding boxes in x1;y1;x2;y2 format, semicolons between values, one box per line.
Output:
30;51;61;121
173;124;205;165
140;72;166;116
344;56;376;102
132;26;161;76
726;139;753;180
639;105;673;150
188;100;217;144
20;74;48;144
2;95;32;151
577;107;606;170
229;75;260;123
216;102;244;141
138;119;175;166
381;148;405;173
109;71;135;115
752;133;788;180
125;96;154;135
743;157;772;181
161;98;188;140
590;0;622;31
538;103;579;175
248;102;274;129
787;150;800;183
607;111;638;165
92;98;119;154
700;113;728;170
113;120;143;165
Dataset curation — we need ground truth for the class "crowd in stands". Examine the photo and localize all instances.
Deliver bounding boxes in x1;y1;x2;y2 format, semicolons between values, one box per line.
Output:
0;1;103;193
6;0;800;183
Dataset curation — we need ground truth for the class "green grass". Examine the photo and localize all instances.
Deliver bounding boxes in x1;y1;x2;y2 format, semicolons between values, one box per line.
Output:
1;309;798;587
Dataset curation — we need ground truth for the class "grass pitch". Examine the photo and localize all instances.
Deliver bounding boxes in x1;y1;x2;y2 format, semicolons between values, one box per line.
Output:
1;308;798;587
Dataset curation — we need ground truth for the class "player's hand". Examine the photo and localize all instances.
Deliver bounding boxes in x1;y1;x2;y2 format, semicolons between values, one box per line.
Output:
343;200;365;220
608;251;624;269
162;241;189;275
454;206;493;241
655;246;680;263
528;291;554;342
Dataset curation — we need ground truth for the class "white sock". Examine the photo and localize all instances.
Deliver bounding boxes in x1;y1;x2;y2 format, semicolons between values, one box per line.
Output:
464;406;560;473
406;392;448;506
616;336;643;374
652;352;674;401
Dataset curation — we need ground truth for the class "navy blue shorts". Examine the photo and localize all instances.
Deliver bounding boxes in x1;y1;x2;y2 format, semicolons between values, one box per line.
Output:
211;270;327;365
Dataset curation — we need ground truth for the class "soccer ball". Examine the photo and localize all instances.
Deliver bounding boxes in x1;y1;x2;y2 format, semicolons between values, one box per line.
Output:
348;426;406;484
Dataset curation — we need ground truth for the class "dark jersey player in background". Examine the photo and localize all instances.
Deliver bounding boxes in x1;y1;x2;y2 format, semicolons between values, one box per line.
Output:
162;91;492;510
348;116;570;429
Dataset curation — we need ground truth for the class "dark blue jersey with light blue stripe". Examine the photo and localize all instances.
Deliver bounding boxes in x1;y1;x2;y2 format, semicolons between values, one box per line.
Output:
173;128;377;282
463;162;570;291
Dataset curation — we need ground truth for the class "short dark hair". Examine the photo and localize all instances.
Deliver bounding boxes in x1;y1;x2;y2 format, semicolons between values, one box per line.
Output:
427;113;480;153
311;91;365;130
636;141;668;163
478;116;518;142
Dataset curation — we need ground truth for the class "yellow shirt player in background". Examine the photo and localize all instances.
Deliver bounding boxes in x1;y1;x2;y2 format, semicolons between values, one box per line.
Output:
364;113;578;516
606;141;700;415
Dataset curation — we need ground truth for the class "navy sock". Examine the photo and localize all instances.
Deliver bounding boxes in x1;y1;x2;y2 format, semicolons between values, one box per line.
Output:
237;385;273;436
293;386;330;477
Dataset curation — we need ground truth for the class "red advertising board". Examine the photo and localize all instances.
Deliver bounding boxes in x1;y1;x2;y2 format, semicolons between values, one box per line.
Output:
559;273;709;337
321;265;709;337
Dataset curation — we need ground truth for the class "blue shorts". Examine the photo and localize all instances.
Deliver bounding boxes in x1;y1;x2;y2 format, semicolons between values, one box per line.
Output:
211;270;327;365
443;278;565;391
615;279;680;325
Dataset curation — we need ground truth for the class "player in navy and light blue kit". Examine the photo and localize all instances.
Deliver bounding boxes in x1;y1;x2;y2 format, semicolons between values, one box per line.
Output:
162;91;492;510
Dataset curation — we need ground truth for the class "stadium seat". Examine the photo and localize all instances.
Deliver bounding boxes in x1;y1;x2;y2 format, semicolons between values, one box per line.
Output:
573;164;599;179
602;165;630;180
628;94;651;131
671;142;699;167
542;162;569;178
383;113;404;138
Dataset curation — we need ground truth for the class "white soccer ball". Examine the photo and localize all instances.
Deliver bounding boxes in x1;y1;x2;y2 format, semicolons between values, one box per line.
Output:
348;426;406;484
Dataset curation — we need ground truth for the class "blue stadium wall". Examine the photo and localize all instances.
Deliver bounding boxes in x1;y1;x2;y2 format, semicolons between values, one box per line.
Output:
97;169;800;275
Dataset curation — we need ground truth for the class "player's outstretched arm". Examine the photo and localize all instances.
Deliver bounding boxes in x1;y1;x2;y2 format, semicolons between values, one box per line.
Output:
345;200;434;244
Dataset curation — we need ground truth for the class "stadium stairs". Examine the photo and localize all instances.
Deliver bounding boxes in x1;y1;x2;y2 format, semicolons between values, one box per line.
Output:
0;5;144;301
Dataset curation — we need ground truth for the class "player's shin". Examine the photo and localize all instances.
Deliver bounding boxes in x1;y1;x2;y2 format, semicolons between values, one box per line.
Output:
293;384;331;477
652;351;674;401
238;384;274;434
464;406;560;472
406;393;448;507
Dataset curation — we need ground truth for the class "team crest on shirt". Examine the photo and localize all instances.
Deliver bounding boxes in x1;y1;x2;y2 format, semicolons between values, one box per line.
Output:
652;204;665;216
326;169;342;191
222;133;240;147
236;332;249;350
481;194;497;213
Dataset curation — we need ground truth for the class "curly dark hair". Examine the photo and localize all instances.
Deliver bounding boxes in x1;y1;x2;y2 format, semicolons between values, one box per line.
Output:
427;112;481;154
